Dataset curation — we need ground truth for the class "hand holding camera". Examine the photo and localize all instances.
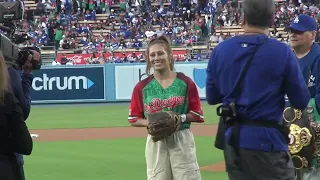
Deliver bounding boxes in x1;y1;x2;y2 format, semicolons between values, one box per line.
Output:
21;50;41;74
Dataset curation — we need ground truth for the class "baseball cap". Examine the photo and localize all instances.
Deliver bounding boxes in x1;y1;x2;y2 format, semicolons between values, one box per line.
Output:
289;14;318;32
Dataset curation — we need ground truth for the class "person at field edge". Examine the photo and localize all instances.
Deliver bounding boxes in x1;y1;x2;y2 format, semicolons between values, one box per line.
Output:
288;14;320;180
205;0;310;179
128;36;204;180
0;51;33;180
7;49;40;180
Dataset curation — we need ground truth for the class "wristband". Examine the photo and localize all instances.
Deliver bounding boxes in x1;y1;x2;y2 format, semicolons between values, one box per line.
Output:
180;114;187;123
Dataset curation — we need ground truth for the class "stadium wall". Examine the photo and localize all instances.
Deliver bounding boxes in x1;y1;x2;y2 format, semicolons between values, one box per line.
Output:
31;62;208;104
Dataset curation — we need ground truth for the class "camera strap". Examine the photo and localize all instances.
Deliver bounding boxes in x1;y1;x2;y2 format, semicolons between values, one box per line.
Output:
230;38;268;102
227;38;268;161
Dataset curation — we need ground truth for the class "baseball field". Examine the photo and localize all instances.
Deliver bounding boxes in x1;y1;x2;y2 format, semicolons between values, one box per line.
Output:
24;102;228;180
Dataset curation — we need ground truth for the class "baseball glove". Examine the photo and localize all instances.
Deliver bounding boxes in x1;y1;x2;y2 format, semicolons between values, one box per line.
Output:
147;111;182;142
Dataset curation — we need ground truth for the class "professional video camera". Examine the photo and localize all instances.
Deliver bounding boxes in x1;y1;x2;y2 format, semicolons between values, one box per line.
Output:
0;0;41;70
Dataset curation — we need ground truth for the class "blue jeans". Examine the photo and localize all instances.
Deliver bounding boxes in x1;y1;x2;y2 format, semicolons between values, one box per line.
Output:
15;153;25;180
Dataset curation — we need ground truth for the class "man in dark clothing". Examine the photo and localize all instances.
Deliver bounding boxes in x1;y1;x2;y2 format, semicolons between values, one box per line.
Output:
7;68;32;120
205;0;310;179
288;14;320;180
60;54;68;65
7;50;40;180
25;7;34;22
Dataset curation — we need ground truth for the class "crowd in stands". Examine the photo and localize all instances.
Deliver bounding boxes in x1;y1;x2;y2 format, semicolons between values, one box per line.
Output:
9;0;320;64
18;0;211;50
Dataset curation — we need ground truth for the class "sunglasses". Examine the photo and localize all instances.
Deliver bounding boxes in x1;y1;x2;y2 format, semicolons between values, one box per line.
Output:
289;29;305;35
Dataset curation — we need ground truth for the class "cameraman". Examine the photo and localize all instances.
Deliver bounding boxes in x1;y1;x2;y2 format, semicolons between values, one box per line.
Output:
0;51;33;180
8;51;40;119
7;50;40;180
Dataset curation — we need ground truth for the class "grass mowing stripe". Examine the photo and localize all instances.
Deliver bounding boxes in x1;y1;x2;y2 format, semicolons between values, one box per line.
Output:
24;137;227;180
27;104;220;129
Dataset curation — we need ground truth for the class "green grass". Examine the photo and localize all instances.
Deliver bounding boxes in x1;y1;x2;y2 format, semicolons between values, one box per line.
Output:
24;137;227;180
24;103;224;180
27;103;220;129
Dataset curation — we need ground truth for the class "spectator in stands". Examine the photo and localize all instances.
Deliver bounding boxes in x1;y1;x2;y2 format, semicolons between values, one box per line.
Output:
56;0;62;13
84;10;95;20
129;52;138;63
118;38;127;49
218;32;224;43
113;56;123;63
62;38;71;49
60;54;68;65
36;2;46;14
194;12;206;36
26;7;34;23
47;23;55;44
132;38;143;49
138;53;146;62
55;26;63;48
52;59;61;65
209;33;218;43
121;53;128;62
23;0;316;62
195;50;201;61
42;0;54;10
205;14;213;35
183;9;193;23
66;59;74;65
97;52;105;62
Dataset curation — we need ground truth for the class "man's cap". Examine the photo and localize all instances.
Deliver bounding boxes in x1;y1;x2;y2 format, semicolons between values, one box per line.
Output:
289;14;317;32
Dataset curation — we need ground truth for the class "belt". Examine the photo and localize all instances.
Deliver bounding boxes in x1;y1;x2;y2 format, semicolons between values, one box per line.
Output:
224;118;288;156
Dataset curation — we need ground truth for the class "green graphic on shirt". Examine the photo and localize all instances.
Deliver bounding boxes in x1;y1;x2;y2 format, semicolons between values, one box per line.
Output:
142;78;191;130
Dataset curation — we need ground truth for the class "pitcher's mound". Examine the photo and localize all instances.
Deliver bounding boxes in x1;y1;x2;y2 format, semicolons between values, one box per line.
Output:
200;162;225;172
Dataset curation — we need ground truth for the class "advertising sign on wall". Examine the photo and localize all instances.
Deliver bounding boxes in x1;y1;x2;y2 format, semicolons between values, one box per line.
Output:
114;63;207;100
57;50;186;64
31;66;105;102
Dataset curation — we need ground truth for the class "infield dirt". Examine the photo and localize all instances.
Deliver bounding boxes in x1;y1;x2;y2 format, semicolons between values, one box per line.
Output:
30;124;224;172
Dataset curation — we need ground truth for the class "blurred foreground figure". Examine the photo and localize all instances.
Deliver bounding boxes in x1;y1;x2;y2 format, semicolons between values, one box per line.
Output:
206;0;310;179
0;51;33;180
